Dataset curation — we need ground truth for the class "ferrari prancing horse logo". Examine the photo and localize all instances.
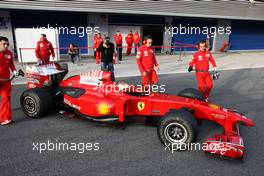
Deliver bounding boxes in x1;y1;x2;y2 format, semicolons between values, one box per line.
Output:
137;101;145;111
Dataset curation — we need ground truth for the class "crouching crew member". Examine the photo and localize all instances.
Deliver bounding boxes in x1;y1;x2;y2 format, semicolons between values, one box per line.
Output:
188;40;217;101
0;36;17;125
137;35;160;87
35;34;55;65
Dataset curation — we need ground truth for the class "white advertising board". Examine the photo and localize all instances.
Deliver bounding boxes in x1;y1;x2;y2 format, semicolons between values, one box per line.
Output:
15;28;60;63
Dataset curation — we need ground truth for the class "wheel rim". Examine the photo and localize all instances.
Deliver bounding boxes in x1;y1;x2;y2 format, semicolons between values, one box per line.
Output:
164;122;188;143
23;96;37;114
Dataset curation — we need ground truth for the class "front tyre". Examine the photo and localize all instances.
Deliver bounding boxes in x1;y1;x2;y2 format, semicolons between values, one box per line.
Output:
157;109;198;150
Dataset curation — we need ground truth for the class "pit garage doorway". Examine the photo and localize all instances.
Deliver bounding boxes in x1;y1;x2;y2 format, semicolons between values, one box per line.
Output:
143;26;164;53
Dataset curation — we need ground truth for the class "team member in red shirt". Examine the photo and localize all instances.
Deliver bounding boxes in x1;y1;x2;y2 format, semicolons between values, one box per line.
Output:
125;31;133;56
95;33;103;64
114;31;123;63
93;33;98;59
137;35;160;87
133;31;140;55
35;34;55;65
0;36;17;125
188;40;217;101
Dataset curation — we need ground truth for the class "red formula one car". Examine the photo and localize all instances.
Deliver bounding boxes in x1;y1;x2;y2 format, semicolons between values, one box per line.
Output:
20;63;254;159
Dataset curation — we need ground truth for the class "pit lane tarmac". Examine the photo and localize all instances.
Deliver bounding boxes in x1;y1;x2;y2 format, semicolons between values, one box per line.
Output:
0;68;263;176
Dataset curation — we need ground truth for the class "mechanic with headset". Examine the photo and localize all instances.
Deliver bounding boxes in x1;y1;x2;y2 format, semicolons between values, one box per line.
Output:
97;36;115;81
35;34;55;65
188;40;217;101
136;35;160;87
0;36;17;125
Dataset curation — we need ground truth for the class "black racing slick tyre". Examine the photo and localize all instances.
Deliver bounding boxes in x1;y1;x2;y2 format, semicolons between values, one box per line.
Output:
178;88;205;102
157;109;198;150
20;88;54;118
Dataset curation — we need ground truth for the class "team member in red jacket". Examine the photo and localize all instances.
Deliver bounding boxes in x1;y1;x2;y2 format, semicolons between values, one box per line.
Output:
35;34;55;65
0;36;17;125
95;33;103;64
137;35;160;87
114;31;123;63
133;31;140;55
188;40;217;100
125;31;133;56
93;33;98;59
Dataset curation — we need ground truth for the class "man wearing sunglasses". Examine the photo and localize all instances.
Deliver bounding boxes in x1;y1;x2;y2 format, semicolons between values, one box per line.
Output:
0;36;17;125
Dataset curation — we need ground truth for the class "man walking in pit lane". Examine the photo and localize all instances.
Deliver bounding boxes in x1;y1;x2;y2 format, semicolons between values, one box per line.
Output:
188;40;217;101
35;34;55;65
0;36;17;125
136;35;160;88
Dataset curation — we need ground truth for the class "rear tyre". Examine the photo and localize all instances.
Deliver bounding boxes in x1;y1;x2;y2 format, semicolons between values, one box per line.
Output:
157;109;198;150
178;88;205;102
20;88;54;118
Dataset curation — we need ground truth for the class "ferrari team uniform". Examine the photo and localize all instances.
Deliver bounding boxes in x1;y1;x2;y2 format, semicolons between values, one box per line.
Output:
189;51;216;99
93;35;98;59
125;33;133;56
0;50;16;124
114;34;123;61
35;39;55;64
137;45;159;86
133;33;140;54
94;36;103;64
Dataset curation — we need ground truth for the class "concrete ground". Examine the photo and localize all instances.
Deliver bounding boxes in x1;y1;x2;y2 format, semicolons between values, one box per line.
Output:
0;68;263;176
12;51;264;84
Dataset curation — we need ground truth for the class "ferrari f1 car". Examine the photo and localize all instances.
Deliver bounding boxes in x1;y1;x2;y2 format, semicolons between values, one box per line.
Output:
20;63;254;159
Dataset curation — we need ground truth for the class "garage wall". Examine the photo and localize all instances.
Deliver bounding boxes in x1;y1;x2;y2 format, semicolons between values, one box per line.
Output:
0;10;14;52
213;19;232;52
1;1;264;20
10;10;89;55
171;18;217;52
230;20;264;50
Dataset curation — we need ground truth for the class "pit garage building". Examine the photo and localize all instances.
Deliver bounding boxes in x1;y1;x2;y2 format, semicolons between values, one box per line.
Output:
0;0;264;60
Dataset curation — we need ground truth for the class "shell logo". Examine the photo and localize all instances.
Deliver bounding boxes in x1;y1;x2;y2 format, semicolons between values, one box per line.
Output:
97;103;110;115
